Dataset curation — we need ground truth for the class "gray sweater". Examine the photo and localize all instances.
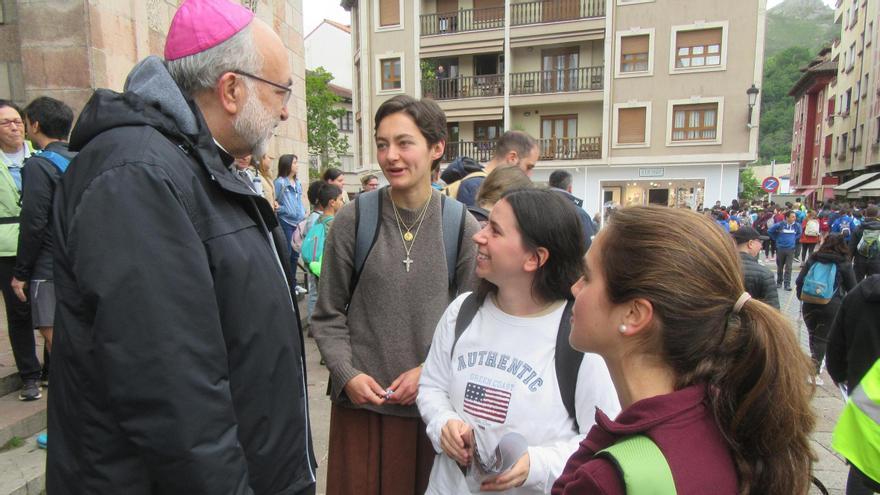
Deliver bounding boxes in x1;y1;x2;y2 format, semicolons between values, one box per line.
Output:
311;188;479;417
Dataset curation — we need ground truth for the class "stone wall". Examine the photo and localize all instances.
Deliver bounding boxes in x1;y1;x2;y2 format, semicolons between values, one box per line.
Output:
0;0;306;173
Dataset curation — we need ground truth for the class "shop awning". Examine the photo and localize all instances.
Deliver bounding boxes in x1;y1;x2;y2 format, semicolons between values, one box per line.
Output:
833;172;880;194
850;177;880;198
793;187;817;196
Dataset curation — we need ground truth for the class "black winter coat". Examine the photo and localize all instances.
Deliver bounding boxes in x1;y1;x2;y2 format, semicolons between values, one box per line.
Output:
738;252;779;309
827;275;880;392
13;141;75;281
47;57;316;495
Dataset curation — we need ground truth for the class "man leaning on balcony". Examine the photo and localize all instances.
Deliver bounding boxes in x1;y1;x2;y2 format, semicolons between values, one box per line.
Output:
443;130;539;207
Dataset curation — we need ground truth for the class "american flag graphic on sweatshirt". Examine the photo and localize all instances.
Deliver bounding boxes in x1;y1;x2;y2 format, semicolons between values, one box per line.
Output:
463;382;511;423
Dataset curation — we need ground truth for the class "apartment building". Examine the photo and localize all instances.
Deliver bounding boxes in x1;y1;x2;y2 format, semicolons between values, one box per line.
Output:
824;0;880;201
342;0;765;214
789;47;838;205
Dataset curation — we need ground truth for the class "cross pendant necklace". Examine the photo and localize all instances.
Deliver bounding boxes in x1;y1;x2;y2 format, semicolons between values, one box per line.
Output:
403;256;413;272
391;191;433;275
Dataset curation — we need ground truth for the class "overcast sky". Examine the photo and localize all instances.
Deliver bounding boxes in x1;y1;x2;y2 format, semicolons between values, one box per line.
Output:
303;1;838;36
303;2;351;36
767;0;836;9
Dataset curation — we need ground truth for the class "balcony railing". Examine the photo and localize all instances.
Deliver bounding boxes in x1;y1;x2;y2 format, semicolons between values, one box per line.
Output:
510;66;603;95
420;6;504;36
442;136;601;163
442;141;497;163
422;74;504;100
511;0;605;25
538;136;601;160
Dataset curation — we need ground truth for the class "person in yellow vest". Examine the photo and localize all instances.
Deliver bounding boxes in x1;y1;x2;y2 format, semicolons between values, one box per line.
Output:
0;99;38;401
827;275;880;494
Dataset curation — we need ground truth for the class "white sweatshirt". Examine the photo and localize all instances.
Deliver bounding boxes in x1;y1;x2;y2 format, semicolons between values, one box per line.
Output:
418;293;620;494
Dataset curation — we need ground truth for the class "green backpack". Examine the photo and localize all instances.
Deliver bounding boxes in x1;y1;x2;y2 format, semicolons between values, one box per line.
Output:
596;435;677;494
857;229;880;259
301;215;333;277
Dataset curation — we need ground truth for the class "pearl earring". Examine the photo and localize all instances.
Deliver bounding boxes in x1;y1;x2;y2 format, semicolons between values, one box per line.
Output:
618;324;627;334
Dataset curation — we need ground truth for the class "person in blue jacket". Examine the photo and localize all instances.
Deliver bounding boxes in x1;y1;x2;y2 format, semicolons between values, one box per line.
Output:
769;210;802;290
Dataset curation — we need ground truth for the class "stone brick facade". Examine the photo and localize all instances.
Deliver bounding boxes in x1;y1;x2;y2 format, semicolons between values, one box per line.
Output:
0;0;306;166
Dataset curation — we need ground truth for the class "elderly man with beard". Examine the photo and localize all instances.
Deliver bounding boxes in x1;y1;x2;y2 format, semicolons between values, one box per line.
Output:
46;1;316;494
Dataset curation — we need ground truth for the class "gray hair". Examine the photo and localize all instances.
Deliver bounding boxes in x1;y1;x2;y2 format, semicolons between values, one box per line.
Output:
167;24;262;95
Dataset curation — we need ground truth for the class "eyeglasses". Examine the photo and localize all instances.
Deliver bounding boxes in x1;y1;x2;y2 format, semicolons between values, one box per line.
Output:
0;119;24;128
232;70;292;106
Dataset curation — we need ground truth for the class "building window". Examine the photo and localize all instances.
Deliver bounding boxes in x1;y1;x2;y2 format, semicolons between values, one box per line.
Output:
379;0;400;27
875;117;880;145
847;43;856;71
868;22;874;46
338;111;353;132
380;58;401;90
617;106;648;144
675;28;722;69
671;103;718;141
620;35;649;73
864;74;870;98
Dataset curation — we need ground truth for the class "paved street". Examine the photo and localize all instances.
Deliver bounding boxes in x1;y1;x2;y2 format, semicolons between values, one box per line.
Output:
0;257;854;494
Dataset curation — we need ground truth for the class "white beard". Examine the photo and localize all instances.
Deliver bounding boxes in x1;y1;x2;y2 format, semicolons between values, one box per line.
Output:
233;84;277;157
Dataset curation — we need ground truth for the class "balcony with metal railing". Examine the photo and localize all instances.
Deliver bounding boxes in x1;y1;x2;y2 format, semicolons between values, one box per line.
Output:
420;6;504;36
441;136;601;163
420;0;605;37
538;136;601;160
510;66;603;95
510;0;605;26
422;74;504;100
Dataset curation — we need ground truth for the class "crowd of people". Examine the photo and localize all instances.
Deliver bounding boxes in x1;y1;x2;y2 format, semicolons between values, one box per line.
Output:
0;0;877;494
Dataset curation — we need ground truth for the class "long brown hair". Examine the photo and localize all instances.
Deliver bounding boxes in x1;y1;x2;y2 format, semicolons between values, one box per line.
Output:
600;206;815;494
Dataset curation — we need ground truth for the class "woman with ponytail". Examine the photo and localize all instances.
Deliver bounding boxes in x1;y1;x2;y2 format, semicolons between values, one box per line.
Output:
552;206;816;494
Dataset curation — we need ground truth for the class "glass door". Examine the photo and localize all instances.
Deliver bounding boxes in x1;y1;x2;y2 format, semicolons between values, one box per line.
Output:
541;115;577;159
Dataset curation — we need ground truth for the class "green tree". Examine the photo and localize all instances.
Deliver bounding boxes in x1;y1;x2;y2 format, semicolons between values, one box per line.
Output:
739;167;762;202
758;46;815;164
306;67;348;171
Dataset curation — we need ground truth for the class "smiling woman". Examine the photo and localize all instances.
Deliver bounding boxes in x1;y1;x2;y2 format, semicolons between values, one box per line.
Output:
310;95;481;495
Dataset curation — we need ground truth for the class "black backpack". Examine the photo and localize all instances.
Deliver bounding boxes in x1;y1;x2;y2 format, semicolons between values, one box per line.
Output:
449;292;584;430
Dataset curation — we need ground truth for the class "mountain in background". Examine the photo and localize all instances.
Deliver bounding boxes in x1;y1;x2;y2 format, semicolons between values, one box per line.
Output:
765;0;837;59
758;0;838;163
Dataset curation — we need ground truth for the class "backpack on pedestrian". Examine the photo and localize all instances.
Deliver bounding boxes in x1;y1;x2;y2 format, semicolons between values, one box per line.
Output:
839;219;852;239
857;230;880;259
301;215;332;277
800;262;838;305
805;219;820;237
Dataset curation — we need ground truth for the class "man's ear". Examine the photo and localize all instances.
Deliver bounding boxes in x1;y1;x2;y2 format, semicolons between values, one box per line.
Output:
217;72;245;115
430;140;446;161
505;150;519;165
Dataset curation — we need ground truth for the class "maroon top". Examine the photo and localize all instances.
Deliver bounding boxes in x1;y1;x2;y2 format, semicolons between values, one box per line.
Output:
552;384;737;495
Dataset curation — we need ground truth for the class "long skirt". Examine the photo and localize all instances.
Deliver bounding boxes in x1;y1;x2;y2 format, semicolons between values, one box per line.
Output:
326;403;435;495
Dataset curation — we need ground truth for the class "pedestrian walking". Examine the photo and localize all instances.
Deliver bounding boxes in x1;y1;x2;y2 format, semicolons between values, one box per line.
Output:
275;154;308;292
800;209;821;261
826;275;880;494
311;95;480;495
850;206;880;282
46;1;316;492
553;206;816;494
769;210;802;290
418;188;619;494
0;99;37;401
732;226;779;309
796;234;857;385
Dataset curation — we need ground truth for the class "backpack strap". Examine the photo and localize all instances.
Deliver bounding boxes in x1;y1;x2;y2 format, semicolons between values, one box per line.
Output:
555;299;583;431
351;187;383;298
596;435;677;495
450;292;483;360
37;150;70;173
440;194;466;296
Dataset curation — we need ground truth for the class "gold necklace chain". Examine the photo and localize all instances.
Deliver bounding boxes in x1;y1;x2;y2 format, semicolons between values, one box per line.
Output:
390;193;432;272
392;193;431;242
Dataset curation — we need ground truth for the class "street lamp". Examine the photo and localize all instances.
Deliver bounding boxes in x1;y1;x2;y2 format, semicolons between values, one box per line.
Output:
746;84;760;128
